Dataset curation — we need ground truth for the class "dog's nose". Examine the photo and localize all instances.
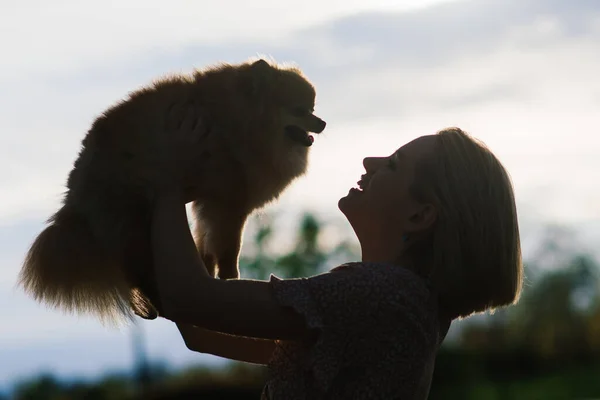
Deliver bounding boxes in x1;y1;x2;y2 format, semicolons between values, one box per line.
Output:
314;118;326;133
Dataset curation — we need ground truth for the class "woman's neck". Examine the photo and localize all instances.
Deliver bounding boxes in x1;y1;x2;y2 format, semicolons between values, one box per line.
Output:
360;241;403;266
360;241;433;280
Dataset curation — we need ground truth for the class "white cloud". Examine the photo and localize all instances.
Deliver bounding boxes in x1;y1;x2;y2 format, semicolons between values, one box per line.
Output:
0;0;454;78
4;0;599;225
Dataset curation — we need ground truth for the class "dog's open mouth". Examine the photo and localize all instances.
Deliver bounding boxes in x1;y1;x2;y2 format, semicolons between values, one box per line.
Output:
285;125;315;147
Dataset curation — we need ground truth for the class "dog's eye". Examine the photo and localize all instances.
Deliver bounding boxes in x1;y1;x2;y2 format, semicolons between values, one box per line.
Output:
291;106;308;117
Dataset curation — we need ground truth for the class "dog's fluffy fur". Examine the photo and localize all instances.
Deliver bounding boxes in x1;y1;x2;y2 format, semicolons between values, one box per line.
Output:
18;58;326;325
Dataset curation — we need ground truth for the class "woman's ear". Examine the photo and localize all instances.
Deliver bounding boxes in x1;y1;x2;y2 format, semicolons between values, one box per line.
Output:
406;203;437;233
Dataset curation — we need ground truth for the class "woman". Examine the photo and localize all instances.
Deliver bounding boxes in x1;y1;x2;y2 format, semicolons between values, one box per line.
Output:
149;126;523;399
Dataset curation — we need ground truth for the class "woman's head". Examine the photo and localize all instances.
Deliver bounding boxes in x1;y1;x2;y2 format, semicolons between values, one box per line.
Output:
339;127;523;320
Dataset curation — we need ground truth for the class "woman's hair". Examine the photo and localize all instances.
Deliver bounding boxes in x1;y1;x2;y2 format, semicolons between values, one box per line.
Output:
410;127;523;320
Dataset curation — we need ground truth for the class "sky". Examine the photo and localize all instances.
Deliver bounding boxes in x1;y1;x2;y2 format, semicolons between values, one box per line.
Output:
1;0;600;392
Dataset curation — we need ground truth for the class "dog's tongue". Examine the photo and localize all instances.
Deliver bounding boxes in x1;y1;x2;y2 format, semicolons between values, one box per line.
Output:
300;134;314;147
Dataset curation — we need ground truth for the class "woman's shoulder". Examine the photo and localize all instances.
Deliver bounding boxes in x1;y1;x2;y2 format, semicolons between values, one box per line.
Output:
270;261;435;323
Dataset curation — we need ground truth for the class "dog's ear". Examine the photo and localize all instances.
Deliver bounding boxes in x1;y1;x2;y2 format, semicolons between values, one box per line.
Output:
244;59;275;97
251;59;271;70
250;59;272;78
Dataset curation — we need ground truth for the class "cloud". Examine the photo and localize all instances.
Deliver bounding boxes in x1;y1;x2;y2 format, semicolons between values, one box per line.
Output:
2;0;599;254
0;0;453;79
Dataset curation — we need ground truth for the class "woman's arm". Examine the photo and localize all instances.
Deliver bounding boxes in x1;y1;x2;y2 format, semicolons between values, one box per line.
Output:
152;190;312;342
177;323;277;365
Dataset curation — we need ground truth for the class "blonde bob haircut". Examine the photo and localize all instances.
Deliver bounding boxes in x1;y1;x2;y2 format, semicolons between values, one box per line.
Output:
410;127;523;320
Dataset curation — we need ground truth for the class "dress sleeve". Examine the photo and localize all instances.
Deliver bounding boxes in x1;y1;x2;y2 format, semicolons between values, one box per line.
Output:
267;262;439;397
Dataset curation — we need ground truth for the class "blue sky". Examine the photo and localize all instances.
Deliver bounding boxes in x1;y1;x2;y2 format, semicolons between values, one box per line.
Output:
1;0;600;392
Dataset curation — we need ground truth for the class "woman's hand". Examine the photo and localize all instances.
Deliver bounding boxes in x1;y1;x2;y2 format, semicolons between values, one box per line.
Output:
152;102;208;199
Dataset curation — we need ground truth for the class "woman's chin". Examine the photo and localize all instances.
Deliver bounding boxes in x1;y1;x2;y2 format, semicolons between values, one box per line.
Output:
338;188;363;213
337;196;347;212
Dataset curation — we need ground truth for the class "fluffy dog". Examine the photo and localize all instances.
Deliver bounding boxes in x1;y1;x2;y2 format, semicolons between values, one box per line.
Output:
18;58;326;324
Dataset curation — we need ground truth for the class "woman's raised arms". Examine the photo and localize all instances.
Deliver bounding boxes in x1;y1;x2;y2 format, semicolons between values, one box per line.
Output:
151;190;314;342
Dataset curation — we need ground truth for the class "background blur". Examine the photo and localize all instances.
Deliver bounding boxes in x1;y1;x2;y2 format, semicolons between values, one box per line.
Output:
1;0;600;399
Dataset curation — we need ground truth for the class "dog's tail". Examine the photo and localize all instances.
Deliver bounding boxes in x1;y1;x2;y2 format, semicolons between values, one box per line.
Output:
18;206;133;325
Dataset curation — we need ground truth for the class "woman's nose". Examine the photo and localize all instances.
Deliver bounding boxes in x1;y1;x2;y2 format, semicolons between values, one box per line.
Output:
363;157;382;172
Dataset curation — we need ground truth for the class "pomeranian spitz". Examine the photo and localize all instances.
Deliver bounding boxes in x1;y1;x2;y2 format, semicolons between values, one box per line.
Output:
19;58;326;324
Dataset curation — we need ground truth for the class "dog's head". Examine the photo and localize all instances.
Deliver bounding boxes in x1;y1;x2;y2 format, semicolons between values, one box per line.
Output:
240;59;326;148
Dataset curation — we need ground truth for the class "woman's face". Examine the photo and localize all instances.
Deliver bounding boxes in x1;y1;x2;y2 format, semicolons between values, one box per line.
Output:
338;135;437;245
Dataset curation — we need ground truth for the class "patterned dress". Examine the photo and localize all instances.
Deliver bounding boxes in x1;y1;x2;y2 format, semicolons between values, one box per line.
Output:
261;262;450;400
